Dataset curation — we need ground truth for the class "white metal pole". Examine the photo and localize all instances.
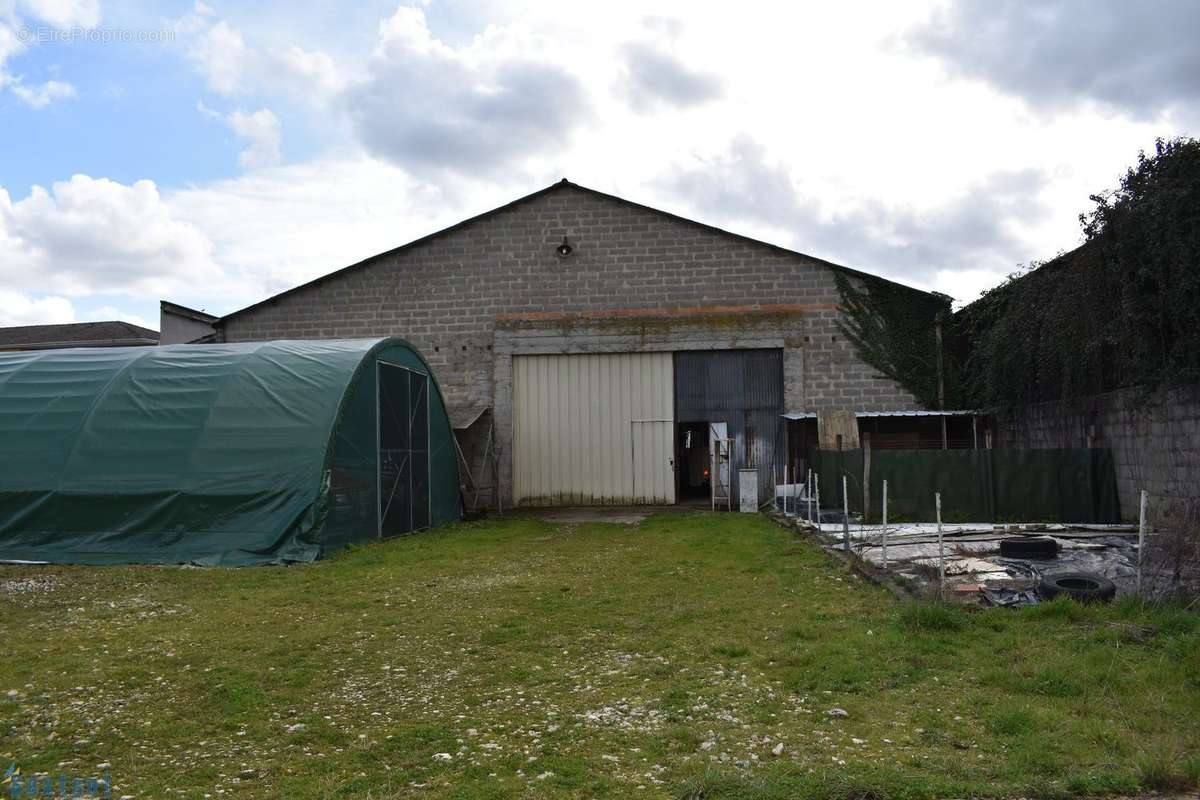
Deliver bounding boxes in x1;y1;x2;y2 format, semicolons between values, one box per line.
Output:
792;462;798;517
842;475;850;552
807;469;813;523
882;479;889;570
1137;489;1148;597
784;463;789;515
814;473;820;528
777;462;787;513
936;492;945;600
787;464;792;516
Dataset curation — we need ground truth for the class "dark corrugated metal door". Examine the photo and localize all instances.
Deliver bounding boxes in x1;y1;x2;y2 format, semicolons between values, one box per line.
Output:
674;349;784;506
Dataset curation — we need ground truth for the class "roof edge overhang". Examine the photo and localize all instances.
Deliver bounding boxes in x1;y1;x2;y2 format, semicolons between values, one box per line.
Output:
160;299;219;324
0;338;158;351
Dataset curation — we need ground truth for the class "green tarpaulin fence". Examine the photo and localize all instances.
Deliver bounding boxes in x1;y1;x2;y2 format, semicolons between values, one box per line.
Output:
0;338;461;565
810;447;1121;523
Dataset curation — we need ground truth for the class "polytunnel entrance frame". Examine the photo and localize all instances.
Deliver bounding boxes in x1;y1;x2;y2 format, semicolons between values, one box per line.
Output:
376;360;432;538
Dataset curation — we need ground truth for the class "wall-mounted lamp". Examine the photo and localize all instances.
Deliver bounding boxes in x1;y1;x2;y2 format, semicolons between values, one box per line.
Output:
555;236;574;259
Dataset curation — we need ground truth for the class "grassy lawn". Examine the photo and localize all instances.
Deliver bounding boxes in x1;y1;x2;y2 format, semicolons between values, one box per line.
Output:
1;513;1199;799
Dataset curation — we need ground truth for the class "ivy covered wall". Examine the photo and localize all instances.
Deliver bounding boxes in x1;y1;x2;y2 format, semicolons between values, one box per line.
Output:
833;270;955;409
838;138;1200;413
954;137;1200;409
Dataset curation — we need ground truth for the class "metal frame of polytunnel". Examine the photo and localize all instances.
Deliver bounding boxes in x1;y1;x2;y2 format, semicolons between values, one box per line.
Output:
0;338;461;566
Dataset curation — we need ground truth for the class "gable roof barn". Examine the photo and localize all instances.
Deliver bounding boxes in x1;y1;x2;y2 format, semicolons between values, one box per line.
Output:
215;179;937;326
192;177;946;511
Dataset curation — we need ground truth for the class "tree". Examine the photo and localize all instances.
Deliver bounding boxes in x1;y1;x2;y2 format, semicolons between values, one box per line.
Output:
954;137;1200;408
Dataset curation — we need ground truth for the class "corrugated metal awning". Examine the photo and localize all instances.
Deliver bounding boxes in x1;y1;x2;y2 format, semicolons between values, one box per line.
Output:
855;410;978;418
782;410;978;420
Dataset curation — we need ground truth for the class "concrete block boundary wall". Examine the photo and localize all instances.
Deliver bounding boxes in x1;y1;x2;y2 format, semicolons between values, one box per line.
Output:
996;382;1200;524
217;183;923;508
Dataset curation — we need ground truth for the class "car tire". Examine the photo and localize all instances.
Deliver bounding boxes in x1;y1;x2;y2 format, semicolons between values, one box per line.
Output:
999;536;1059;559
1038;571;1117;603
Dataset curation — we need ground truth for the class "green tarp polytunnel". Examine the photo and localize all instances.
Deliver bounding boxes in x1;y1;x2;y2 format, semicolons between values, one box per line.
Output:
0;338;461;565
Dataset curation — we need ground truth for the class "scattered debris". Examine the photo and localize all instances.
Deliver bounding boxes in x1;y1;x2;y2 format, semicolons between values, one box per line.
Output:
791;515;1141;605
981;586;1038;607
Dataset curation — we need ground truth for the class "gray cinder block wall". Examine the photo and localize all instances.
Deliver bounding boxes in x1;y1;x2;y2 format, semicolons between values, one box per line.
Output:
217;182;924;506
996;383;1200;523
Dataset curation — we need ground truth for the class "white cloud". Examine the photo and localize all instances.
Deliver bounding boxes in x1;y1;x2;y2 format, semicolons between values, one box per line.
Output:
189;19;249;95
195;98;220;120
0;20;23;67
8;76;74;107
0;0;95;108
226;108;282;168
0;159;464;321
196;101;285;169
273;43;347;98
178;10;348;106
163;156;475;300
174;6;587;176
616;39;722;113
6;1;1191;318
905;0;1200;120
0;175;221;297
0;293;152;328
0;289;75;326
16;0;100;29
82;304;150;329
339;6;590;178
928;268;1013;308
654;134;1053;294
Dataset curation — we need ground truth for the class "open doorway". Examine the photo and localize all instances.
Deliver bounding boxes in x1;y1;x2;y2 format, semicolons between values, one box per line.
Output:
676;421;711;503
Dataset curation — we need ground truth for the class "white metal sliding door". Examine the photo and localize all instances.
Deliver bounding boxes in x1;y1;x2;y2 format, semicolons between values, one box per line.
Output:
513;353;675;505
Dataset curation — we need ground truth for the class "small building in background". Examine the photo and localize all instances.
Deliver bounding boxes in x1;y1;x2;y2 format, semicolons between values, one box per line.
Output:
159;300;218;344
0;320;158;352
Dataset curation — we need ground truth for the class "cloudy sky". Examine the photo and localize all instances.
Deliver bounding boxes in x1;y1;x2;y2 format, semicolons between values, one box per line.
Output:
0;0;1195;328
